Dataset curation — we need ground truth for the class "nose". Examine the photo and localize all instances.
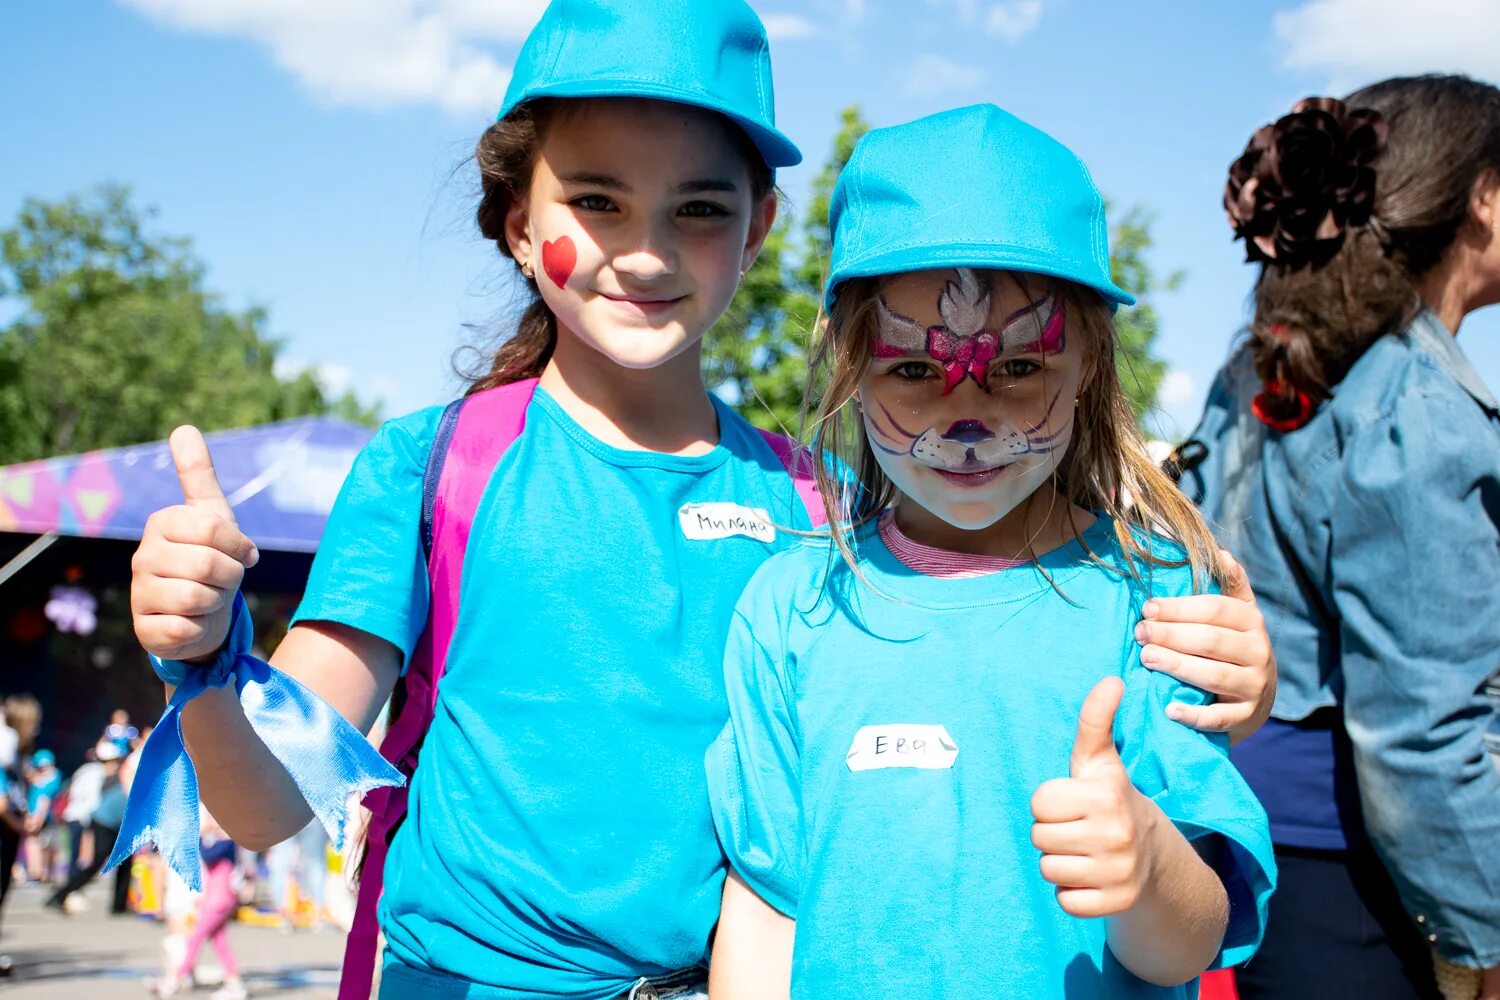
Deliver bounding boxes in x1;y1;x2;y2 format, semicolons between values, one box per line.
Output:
612;215;679;282
941;419;995;445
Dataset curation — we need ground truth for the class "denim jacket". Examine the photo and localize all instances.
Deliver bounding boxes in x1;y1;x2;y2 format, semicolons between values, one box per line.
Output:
1180;309;1500;968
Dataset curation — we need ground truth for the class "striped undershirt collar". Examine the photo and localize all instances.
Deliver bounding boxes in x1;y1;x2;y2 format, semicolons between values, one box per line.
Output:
877;510;1027;579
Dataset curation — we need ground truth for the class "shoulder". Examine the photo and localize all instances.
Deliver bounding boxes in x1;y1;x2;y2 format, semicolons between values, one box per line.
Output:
739;538;838;610
1331;344;1496;488
341;405;449;487
1082;521;1208;602
1327;325;1473;430
367;404;447;457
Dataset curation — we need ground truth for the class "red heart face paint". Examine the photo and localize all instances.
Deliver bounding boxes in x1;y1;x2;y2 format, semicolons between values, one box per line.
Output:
541;236;577;289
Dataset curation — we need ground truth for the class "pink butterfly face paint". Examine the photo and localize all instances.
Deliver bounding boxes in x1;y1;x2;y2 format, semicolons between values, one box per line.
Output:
860;268;1082;531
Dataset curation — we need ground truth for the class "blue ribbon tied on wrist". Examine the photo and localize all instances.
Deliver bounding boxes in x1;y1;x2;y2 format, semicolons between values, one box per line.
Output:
105;592;404;891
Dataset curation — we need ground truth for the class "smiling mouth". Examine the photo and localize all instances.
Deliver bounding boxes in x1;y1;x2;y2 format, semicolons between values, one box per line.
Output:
930;464;1010;487
600;293;687;313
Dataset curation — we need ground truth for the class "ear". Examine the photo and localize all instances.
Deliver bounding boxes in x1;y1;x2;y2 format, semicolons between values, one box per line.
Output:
504;191;534;268
740;191;780;274
1468;169;1500;232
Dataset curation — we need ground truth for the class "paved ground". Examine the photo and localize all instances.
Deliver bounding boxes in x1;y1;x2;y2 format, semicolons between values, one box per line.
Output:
0;881;346;998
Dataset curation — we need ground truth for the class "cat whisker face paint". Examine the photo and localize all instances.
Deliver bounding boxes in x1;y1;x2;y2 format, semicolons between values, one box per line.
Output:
859;267;1083;531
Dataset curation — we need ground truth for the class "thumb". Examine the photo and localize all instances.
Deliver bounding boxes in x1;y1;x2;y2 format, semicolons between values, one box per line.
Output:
1218;548;1255;604
170;426;236;525
1070;676;1125;778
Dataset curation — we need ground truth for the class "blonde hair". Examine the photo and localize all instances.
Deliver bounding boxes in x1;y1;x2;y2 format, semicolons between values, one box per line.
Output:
805;274;1224;591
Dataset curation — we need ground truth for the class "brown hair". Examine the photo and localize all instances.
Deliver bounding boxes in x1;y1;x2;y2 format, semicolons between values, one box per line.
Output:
1225;76;1500;430
3;694;40;754
463;99;776;394
807;274;1224;591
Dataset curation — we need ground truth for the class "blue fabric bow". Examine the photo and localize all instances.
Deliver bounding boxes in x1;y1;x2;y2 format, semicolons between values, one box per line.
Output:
106;593;403;891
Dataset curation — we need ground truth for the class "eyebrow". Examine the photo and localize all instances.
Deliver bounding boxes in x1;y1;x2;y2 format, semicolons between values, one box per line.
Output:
556;173;740;196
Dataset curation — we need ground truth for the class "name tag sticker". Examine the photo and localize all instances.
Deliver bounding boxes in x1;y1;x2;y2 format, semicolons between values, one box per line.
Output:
678;502;775;543
846;724;959;772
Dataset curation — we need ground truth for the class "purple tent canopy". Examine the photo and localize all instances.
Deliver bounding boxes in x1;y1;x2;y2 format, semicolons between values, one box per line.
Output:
0;418;375;553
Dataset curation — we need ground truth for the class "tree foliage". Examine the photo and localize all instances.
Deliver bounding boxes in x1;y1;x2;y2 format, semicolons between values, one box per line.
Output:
0;186;377;465
705;108;1178;431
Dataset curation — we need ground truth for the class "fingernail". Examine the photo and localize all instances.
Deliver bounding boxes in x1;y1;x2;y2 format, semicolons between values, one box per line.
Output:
248;546;261;567
1142;600;1159;619
1134;622;1148;644
1165;704;1186;722
1139;646;1157;666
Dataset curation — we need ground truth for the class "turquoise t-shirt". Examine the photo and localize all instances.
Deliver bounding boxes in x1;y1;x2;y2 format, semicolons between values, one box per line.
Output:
707;518;1276;999
293;387;814;999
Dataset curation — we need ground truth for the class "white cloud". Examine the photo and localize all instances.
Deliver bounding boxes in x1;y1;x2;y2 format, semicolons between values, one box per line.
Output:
274;358;356;397
1158;368;1197;408
116;0;548;114
1275;0;1500;85
905;53;987;97
762;13;821;40
986;0;1043;41
921;0;1044;41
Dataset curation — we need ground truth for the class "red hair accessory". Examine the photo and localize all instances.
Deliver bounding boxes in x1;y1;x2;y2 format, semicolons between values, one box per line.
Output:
1251;379;1314;432
1270;323;1291;342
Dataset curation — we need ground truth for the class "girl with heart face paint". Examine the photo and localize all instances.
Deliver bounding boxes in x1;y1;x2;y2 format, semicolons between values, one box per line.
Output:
495;96;778;387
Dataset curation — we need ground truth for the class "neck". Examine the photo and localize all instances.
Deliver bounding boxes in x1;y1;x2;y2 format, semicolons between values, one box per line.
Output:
893;485;1095;559
539;331;720;455
1418;254;1471;336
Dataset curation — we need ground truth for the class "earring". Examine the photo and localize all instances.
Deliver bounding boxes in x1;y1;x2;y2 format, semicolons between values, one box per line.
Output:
521;260;536;280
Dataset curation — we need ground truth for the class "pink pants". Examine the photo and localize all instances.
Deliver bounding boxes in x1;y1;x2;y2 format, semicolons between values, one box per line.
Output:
177;859;240;980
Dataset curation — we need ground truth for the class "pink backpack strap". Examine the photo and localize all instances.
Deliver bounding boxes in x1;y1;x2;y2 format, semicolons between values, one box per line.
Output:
757;429;828;528
339;379;538;1000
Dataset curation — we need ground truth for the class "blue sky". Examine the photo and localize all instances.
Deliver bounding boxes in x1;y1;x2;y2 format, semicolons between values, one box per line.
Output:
5;0;1499;438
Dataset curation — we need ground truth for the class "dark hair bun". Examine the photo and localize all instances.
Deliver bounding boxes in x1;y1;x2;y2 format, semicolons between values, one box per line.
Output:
1225;97;1388;268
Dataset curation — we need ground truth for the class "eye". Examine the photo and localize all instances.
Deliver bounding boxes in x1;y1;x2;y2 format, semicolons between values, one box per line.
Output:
680;201;731;219
996;358;1043;379
570;194;616;213
889;361;936;381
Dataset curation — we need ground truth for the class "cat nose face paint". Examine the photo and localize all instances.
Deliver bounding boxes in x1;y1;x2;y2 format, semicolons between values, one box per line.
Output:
859;268;1082;531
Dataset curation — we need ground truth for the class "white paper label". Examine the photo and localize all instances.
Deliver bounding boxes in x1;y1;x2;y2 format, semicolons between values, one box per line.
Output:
845;724;959;772
678;502;775;543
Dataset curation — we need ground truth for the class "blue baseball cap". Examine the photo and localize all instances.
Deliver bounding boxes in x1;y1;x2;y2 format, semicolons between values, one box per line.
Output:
500;0;801;169
825;104;1134;309
31;749;54;768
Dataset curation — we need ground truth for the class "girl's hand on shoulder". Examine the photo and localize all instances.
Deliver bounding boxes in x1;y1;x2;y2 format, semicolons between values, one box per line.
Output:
1135;550;1276;744
1030;678;1161;917
130;427;260;664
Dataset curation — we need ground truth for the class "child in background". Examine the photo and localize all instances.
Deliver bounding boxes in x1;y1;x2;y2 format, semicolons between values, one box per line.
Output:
707;105;1276;999
152;814;247;1000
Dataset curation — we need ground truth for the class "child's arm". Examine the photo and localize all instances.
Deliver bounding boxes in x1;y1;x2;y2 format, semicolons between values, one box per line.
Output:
173;624;399;849
1031;678;1228;986
709;870;794;1000
134;427;400;849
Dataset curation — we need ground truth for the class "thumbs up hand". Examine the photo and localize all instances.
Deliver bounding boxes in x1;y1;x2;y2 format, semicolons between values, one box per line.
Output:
131;426;261;666
1030;677;1159;919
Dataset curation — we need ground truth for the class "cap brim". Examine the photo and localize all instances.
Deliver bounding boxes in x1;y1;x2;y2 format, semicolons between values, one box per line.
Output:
825;245;1136;312
502;80;802;168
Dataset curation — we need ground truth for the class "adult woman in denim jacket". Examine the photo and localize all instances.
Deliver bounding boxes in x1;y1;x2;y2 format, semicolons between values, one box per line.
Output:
1178;75;1500;999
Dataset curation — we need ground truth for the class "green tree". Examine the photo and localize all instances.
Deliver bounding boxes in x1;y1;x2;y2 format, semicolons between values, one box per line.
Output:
703;107;869;433
705;107;1178;429
0;186;378;465
1109;204;1181;421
